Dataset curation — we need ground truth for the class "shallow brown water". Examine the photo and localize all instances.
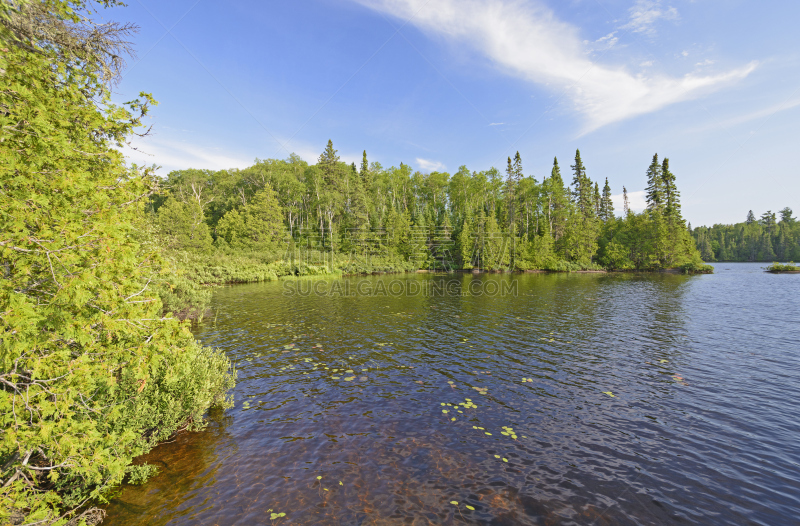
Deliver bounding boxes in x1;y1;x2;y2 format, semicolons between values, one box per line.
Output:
103;264;800;525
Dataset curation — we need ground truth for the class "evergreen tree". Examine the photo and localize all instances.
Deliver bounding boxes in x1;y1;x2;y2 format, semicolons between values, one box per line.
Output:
570;149;593;215
568;150;599;264
216;185;287;250
645;154;664;211
746;210;756;224
593;181;601;216
600;178;615;222
661;157;681;223
0;2;234;521
779;207;796;225
156;198;213;253
623;186;630;216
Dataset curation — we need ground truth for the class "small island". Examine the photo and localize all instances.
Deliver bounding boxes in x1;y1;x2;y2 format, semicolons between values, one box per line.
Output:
765;262;800;273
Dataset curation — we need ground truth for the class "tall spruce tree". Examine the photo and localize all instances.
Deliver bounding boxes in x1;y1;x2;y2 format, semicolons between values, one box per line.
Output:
570;149;593;215
593;181;601;216
623;186;630;216
662;157;681;223
645;153;664;211
600;178;614;222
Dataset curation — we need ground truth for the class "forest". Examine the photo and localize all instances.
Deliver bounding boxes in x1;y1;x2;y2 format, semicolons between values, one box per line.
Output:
149;140;710;309
691;209;799;262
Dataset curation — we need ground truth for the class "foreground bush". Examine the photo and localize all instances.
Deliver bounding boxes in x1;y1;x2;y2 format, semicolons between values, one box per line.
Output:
0;4;235;523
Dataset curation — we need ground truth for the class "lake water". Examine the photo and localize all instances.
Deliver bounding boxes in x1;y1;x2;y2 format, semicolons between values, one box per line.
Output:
103;263;800;525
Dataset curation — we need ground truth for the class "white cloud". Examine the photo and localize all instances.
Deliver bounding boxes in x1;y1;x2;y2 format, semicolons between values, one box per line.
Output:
123;138;253;174
416;158;445;172
622;0;679;35
489;122;505;126
695;59;715;67
123;135;365;174
354;0;757;132
612;189;648;213
585;32;619;54
640;60;654;67
694;98;800;132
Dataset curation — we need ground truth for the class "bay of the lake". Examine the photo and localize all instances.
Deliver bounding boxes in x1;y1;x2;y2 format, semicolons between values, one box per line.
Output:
103;263;799;525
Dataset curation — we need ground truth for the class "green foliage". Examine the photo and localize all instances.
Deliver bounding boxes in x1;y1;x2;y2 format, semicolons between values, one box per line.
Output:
0;6;234;523
156;197;214;253
765;262;799;272
692;209;800;262
216;186;286;250
148;142;709;278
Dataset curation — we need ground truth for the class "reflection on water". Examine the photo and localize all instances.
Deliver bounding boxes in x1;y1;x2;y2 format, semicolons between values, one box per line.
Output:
103;265;800;525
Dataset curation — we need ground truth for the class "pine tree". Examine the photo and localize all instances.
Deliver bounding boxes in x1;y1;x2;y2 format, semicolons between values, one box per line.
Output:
645;154;664;211
568;149;599;264
544;157;569;247
746;210;756;224
318;139;340;176
662;158;681;224
360;150;372;189
505;156;515;233
570;149;592;215
600;178;614;222
779;207;796;224
510;151;523;236
593;181;601;216
623;186;630;216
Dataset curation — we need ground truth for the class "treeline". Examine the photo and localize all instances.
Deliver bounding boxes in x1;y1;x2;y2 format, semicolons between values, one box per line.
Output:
691;209;799;262
151;141;709;274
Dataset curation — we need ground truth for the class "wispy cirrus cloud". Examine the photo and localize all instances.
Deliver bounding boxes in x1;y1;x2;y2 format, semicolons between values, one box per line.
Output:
123;138;253;174
622;0;679;35
353;0;757;133
416;158;445;172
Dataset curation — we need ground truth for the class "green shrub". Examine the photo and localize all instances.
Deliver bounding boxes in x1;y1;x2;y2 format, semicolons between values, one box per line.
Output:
765;262;799;272
0;22;234;524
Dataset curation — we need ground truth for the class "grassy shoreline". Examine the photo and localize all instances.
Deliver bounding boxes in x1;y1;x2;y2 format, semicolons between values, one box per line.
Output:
161;251;713;320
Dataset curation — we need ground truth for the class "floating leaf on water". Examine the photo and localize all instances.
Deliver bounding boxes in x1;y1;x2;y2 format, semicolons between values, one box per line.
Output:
442;410;449;413
485;432;492;435
339;481;343;485
331;376;340;380
346;370;353;373
344;377;355;381
494;455;500;458
317;476;322;480
660;359;669;363
466;505;475;511
502;458;508;462
450;501;459;505
603;391;616;397
451;417;456;421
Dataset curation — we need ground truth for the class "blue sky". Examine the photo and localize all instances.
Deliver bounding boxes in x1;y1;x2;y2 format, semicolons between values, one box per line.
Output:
112;0;800;226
